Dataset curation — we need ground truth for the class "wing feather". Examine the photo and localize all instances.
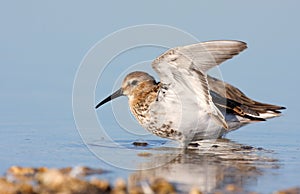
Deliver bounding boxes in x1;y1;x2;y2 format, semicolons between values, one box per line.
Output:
208;75;285;119
152;40;247;74
152;40;247;129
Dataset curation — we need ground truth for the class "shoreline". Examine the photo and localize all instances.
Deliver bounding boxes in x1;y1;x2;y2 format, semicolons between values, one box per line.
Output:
1;165;299;194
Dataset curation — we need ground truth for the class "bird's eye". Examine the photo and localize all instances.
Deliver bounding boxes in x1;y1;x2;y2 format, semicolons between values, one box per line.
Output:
131;80;138;85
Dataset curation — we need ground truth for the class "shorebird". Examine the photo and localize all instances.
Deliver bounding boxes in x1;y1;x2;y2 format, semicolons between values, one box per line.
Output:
95;40;285;147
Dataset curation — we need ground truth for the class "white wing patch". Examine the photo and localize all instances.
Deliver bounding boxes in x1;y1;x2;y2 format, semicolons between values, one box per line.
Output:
152;40;247;129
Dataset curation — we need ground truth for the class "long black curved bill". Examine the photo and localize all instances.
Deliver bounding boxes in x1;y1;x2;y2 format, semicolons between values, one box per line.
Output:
95;88;123;109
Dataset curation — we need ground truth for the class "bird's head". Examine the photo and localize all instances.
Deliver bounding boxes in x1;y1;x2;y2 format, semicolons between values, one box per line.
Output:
95;71;155;109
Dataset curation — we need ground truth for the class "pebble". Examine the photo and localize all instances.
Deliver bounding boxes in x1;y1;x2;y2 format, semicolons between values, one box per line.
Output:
0;166;299;194
137;152;152;157
0;178;34;194
275;187;300;194
225;184;239;191
151;178;176;194
133;141;148;146
90;178;111;191
189;187;203;194
7;166;36;176
115;178;127;190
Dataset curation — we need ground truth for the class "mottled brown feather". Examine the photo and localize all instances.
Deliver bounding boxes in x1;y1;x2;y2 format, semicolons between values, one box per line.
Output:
208;75;285;119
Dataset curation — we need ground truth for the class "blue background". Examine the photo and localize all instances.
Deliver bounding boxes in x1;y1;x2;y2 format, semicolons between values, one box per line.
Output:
1;1;298;125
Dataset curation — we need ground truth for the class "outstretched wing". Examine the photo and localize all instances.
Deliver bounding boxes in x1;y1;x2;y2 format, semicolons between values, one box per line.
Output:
151;40;247;129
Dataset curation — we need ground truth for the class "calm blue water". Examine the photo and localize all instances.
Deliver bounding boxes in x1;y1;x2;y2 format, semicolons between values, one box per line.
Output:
1;112;299;193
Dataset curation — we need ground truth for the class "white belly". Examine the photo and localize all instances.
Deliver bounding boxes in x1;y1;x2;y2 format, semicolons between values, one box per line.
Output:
143;87;223;145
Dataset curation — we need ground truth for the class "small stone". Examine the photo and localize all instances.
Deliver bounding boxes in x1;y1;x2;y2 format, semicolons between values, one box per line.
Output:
133;141;148;146
69;166;87;177
188;143;199;147
7;166;35;176
37;169;65;188
225;184;239;192
112;179;127;194
0;178;16;194
112;190;127;194
17;183;34;194
115;178;127;190
59;166;72;174
37;167;48;173
137;152;152;157
0;178;34;194
241;145;253;150
128;186;144;194
90;178;110;191
275;187;300;194
189;187;203;194
151;178;176;194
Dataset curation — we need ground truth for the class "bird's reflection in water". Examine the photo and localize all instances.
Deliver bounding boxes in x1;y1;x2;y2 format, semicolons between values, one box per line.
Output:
129;139;279;193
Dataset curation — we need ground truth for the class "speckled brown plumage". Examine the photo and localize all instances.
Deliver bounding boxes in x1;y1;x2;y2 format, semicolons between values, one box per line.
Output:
129;81;159;123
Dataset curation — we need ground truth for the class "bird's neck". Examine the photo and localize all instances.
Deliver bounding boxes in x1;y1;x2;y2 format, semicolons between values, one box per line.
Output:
128;81;159;122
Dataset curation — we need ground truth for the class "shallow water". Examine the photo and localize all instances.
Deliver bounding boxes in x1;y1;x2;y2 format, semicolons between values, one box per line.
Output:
1;117;299;193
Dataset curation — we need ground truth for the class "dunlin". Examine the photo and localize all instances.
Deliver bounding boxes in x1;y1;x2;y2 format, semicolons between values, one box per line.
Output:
95;40;285;147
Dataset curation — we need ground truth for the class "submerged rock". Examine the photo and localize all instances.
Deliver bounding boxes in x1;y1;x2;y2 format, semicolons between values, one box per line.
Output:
132;141;148;147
